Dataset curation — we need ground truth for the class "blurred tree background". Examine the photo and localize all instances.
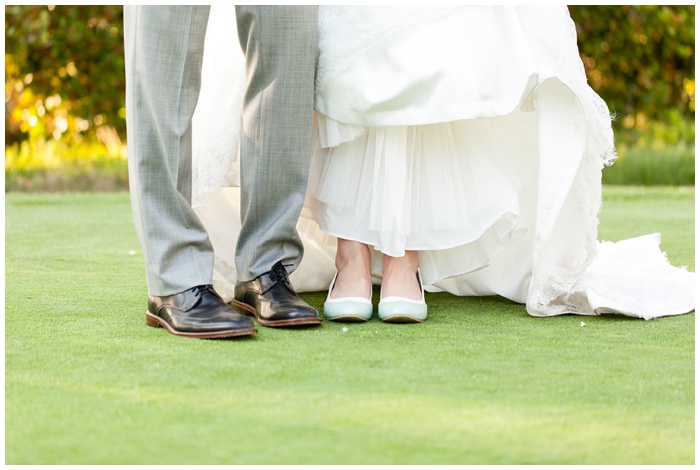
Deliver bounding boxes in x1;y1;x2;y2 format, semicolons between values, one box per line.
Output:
569;5;695;185
6;5;126;190
4;5;695;191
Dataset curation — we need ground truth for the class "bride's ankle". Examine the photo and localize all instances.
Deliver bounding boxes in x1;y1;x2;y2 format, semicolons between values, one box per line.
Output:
331;239;372;299
382;251;421;300
335;238;371;271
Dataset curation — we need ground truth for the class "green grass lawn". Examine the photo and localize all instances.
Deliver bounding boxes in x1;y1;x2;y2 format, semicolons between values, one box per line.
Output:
5;187;695;464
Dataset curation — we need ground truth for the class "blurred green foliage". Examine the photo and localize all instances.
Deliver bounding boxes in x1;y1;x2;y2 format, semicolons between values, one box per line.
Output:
5;5;124;147
601;143;694;186
5;138;128;192
569;5;695;121
3;5;695;190
569;5;695;179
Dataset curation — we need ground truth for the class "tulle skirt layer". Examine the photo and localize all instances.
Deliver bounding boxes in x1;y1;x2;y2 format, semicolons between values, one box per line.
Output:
309;114;535;290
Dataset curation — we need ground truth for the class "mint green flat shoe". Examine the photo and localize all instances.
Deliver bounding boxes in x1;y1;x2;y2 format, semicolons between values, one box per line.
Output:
323;273;373;322
378;270;427;323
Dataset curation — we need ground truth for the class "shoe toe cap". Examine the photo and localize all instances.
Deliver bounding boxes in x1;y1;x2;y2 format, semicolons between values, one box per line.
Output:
324;299;373;321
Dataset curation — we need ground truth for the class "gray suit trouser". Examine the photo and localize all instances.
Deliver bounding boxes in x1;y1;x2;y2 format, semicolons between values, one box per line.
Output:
124;6;318;296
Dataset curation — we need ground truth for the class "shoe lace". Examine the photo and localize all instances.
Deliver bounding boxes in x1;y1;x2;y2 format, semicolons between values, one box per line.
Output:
269;262;295;290
194;284;222;300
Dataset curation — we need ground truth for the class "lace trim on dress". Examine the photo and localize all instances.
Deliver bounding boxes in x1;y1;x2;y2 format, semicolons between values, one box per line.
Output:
191;3;244;208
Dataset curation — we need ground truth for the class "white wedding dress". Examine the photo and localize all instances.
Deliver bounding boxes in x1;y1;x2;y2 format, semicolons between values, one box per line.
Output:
191;5;695;320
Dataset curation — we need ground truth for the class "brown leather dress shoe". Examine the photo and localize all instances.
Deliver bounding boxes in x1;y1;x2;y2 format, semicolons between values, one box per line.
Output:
234;262;322;327
146;285;258;338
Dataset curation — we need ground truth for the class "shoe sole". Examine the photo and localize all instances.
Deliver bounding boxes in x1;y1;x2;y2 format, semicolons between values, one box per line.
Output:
230;299;323;328
380;314;424;324
325;314;369;322
146;311;258;339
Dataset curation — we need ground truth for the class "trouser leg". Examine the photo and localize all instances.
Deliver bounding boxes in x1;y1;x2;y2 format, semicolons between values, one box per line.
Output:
124;5;213;296
234;5;319;281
